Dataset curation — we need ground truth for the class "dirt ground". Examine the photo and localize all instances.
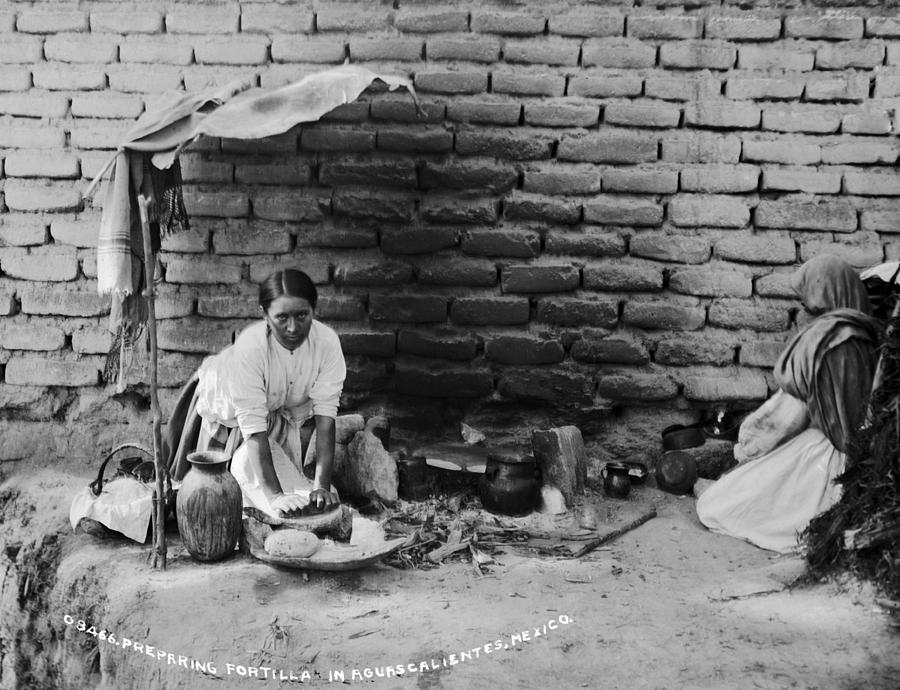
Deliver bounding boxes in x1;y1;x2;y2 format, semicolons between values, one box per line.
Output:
2;469;899;690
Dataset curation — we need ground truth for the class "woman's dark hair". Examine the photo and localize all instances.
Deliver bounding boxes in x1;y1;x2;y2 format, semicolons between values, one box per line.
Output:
258;269;318;312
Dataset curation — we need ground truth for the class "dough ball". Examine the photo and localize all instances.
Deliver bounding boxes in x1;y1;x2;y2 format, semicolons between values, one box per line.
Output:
264;529;320;558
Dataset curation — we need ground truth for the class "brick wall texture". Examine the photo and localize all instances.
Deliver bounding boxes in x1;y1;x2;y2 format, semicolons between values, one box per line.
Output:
1;0;898;465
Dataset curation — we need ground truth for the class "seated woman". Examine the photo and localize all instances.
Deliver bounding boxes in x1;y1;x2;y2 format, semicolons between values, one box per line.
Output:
696;255;880;552
165;268;346;518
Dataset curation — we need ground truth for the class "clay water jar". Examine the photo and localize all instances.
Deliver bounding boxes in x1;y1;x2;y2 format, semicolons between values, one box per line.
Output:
479;453;540;517
176;450;243;562
602;462;631;499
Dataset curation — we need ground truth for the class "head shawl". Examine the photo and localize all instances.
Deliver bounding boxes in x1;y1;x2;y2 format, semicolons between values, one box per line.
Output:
790;254;871;316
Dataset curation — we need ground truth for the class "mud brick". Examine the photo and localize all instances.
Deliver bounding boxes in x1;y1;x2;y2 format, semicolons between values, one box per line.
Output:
484;334;565;365
71;92;144;119
107;64;182;93
194;38;270;66
270;38;345;64
705;16;781;40
0;36;43;64
213;223;290;255
415;256;497;286
70;119;133;150
71;326;111;354
0;66;31;91
181;187;248;219
603;101;680;129
755;271;797;298
90;7;162;33
185;67;262;92
680;164;759;193
740;340;788;368
5;151;79;179
816;41;885;70
0;288;15;316
505;192;581;224
800;235;883;268
0;214;48;246
157;318;240;354
333;189;416;223
397;329;479;361
300;126;375;153
630;232;710;264
34;64;104;91
3;181;82;213
380;225;459;255
545;228;626;257
558;132;658;164
844;171;900;196
756;199;857;232
395;9;468;33
421;195;499;224
165;6;239;34
503;38;581;66
369;96;443;124
571;333;647;364
336;330;396;358
421;159;518;194
296;224;377;249
321;157;418;188
241;6;314;34
451;296;530;325
660;41;736;70
125;351;203;388
447;100;521;125
669;194;751;228
682;370;768;401
461;229;541;258
164;256;243;285
655;333;736;366
724;74;805;100
17;9;88;33
742;139;821;165
762;167;841;194
0;320;66;351
738;44;815;71
649;72;723;102
153;285;196;318
471;10;546;36
535;296;619;328
549;11;624;38
714;234;796;264
501;264;579;293
603;168;678;194
0;92;69;119
44;34;118;63
889;44;900;68
5;356;100;387
629;14;701;39
456;128;554;160
861;208;900;232
179;154;233;185
524;102;600;128
569;72;643;98
377;127;453;154
414;70;487;95
50;214;101;248
316;8;392;32
497;367;593;405
584;38;656;68
19;282;108;317
823;140;899;165
842;110;892;135
623;299;706;330
670;267;752;298
805;73;869;102
120;36;193;65
492;68;566;97
369;294;447;323
874;75;900;98
786;15;863;40
708;297;792;331
334;258;413;287
349;38;423;63
395;360;493;398
684;101;760;129
596;371;678;401
762;106;842;134
426;36;501;63
524;163;603;196
197;289;259;319
583;196;663;227
583;262;665;291
662;133;741;163
159;225;208;253
314;295;365;322
867;17;900;37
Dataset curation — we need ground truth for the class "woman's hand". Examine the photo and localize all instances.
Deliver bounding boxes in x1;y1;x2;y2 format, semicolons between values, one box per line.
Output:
270;492;306;517
308;488;338;512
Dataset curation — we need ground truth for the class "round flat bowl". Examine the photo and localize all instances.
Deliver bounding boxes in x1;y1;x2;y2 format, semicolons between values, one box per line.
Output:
661;424;705;451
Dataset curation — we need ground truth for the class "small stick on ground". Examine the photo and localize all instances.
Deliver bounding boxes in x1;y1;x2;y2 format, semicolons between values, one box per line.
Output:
565;508;658;559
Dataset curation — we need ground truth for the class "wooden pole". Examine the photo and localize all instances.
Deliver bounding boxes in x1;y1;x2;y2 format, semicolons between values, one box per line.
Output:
137;195;167;570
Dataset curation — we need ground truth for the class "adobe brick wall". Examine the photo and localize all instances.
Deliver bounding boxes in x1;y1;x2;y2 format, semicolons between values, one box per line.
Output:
0;0;897;470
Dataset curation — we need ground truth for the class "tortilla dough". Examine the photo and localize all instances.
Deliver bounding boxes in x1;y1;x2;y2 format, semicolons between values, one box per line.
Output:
264;529;320;558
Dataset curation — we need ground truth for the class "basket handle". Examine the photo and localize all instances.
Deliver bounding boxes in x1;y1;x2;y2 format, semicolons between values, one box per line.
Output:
90;442;153;496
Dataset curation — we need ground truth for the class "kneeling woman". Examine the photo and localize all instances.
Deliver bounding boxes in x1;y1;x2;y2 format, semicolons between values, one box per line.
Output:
166;269;346;518
696;255;880;552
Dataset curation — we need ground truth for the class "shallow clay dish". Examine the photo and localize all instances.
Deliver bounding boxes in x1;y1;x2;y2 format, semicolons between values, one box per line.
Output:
661;424;705;451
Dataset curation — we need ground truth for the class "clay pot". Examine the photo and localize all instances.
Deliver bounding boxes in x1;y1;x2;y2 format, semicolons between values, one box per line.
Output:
655;451;698;495
602;462;631;499
397;455;430;501
479;453;540;516
176;450;243;562
661;424;705;451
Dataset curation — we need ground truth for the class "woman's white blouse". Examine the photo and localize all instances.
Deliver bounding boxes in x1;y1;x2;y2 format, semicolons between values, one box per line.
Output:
195;319;346;436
